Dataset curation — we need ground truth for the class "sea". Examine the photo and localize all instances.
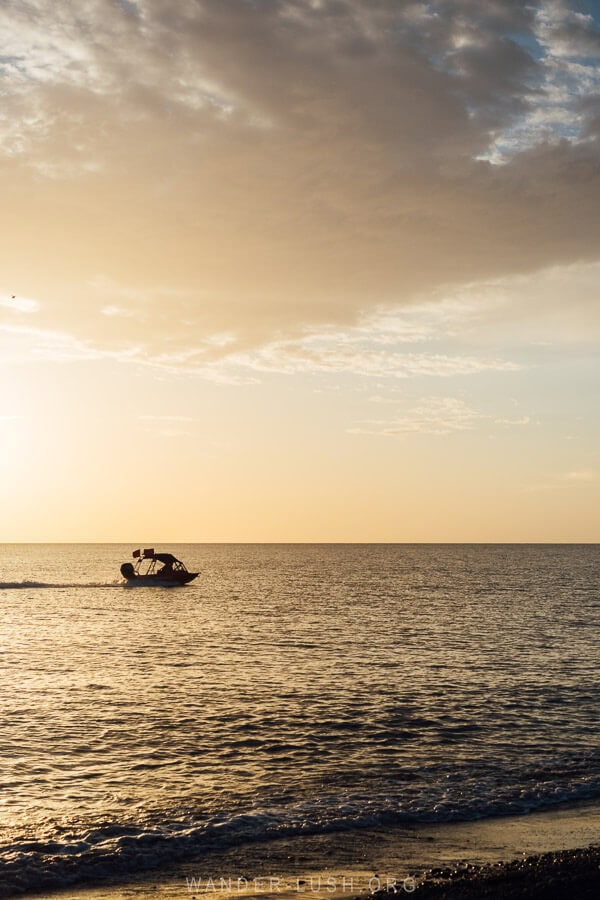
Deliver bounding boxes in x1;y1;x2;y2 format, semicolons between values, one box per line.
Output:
0;543;598;896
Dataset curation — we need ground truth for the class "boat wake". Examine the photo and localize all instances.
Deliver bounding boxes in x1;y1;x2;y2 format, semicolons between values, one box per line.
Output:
0;581;123;589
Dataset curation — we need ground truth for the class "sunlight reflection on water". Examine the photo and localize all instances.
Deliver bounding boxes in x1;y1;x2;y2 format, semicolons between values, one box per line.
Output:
0;544;598;889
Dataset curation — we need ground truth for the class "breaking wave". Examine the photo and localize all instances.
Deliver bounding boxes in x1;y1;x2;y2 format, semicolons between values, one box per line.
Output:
2;781;600;898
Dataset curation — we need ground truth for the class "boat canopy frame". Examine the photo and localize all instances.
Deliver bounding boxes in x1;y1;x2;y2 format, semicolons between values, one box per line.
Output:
133;551;190;576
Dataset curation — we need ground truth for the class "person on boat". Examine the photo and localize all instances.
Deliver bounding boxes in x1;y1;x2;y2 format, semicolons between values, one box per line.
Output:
160;559;174;577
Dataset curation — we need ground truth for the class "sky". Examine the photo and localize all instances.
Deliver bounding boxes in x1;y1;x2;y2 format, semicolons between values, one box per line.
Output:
1;0;599;542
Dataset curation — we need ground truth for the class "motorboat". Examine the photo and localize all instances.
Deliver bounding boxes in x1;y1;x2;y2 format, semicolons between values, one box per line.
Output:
120;549;198;586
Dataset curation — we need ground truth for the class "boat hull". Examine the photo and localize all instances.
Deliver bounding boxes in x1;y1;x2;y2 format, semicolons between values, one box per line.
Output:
123;572;198;587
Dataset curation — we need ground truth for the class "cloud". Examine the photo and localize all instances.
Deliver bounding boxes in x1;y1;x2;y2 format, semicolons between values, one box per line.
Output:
1;1;600;359
4;250;598;382
0;321;139;365
436;261;600;345
215;341;518;380
536;1;600;58
348;396;484;436
481;0;600;160
139;415;193;438
494;416;531;426
560;468;598;482
0;294;40;313
525;467;599;492
349;393;538;437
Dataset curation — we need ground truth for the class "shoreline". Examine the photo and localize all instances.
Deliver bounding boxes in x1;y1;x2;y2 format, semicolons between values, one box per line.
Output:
390;845;600;898
25;799;600;900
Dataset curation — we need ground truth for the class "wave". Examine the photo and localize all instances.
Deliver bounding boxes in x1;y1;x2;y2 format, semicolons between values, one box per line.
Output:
2;780;600;897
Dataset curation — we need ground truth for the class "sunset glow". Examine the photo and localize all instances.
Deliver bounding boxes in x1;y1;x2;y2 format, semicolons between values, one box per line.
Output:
1;0;599;541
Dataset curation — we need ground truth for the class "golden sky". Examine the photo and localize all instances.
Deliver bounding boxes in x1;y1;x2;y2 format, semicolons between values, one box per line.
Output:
1;0;599;541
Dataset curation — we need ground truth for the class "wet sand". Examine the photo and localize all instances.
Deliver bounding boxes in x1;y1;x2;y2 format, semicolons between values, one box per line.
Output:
23;800;600;899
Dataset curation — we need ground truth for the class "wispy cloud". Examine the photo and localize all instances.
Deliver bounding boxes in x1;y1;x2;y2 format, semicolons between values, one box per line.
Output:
137;415;194;439
560;469;598;482
526;468;599;491
0;322;139;365
218;342;519;380
0;294;40;313
101;305;136;318
348;395;537;438
494;416;531;426
348;397;483;437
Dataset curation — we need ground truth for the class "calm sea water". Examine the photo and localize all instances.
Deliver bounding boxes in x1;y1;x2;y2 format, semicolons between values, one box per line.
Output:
0;544;598;894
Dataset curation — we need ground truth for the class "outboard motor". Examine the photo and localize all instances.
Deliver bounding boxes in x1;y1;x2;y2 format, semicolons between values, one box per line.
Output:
120;562;136;579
